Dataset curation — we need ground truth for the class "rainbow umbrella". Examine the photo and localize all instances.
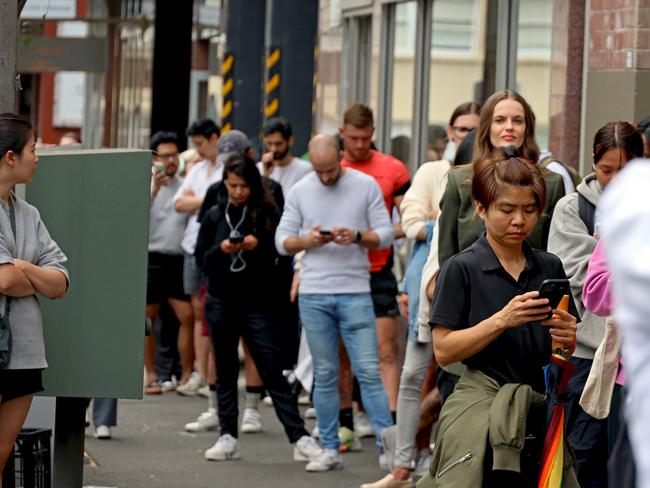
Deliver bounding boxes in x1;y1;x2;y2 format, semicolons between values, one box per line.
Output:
538;296;576;488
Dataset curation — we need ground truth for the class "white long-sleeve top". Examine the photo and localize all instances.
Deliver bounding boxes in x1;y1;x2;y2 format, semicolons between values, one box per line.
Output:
275;169;393;295
400;159;451;240
599;159;650;488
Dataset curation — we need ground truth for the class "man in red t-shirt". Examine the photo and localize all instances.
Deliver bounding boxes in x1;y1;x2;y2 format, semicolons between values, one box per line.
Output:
339;102;410;424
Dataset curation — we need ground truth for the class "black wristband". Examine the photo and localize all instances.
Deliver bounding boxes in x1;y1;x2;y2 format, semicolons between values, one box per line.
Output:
355;230;362;242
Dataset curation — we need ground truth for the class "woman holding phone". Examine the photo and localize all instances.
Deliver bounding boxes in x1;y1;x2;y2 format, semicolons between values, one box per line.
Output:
0;113;69;480
418;149;578;487
194;154;321;463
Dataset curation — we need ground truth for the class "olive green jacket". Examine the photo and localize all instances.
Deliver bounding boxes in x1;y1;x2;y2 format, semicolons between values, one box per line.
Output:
417;369;579;488
437;164;566;265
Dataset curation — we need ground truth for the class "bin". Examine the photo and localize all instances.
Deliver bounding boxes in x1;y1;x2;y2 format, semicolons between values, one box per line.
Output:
13;428;51;488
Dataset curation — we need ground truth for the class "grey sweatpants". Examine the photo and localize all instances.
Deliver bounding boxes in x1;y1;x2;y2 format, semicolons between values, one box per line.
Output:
394;340;433;468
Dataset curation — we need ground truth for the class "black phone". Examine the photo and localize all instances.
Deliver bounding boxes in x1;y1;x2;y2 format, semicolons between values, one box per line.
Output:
319;230;332;236
537;279;571;318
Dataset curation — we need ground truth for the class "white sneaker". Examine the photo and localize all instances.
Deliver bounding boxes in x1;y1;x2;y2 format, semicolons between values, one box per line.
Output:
304;407;317;419
176;372;206;397
205;434;240;461
379;452;390;471
354;411;374;438
293;435;323;462
184;408;219;432
305;448;343;472
197;385;211;398
311;425;319;438
240;407;262;433
262;395;274;406
298;394;311;406
413;449;433;480
380;425;397;471
94;425;112;439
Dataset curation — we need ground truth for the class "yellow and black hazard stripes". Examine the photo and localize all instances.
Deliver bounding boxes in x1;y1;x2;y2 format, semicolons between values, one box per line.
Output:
264;47;281;119
221;52;234;133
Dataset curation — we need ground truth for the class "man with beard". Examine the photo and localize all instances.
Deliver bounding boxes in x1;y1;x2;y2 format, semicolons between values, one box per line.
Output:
275;134;394;472
259;117;312;192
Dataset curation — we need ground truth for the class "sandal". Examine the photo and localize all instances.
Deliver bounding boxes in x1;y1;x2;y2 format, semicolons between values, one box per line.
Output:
144;380;162;395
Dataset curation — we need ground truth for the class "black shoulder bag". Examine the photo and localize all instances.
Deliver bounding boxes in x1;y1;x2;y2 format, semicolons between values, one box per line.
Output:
0;199;16;368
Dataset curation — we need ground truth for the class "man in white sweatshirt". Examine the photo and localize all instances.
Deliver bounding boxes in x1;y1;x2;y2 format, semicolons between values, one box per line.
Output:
276;134;394;473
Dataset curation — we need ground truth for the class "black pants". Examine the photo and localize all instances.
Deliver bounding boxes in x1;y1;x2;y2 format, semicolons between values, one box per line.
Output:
155;303;181;382
564;357;609;488
204;295;308;443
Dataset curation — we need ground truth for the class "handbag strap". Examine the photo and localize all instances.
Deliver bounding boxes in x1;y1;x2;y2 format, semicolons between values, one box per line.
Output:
4;198;16;317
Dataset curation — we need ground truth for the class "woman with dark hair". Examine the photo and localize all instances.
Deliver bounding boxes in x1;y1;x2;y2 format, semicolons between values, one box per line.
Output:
0;113;69;479
194;154;321;463
361;102;479;488
418;150;579;488
548;121;643;487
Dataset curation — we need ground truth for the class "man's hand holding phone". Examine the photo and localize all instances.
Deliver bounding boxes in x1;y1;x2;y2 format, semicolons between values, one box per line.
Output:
331;227;356;245
303;225;334;250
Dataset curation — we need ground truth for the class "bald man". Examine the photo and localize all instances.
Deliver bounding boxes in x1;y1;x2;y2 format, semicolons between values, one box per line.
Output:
275;134;394;472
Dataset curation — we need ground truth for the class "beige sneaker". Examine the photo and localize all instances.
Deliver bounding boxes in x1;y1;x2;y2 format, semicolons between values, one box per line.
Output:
360;474;413;488
176;372;206;397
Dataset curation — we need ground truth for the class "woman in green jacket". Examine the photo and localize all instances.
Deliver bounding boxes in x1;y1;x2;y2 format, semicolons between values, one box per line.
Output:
420;150;578;487
437;90;566;266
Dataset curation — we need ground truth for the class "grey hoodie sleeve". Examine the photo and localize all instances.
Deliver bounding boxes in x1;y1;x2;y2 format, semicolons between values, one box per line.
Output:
548;193;596;313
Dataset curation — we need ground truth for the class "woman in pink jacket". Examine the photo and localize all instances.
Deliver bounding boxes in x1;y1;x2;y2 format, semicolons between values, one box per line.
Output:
583;238;634;486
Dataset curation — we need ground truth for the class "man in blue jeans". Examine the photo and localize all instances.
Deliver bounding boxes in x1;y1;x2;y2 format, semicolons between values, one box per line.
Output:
275;134;394;472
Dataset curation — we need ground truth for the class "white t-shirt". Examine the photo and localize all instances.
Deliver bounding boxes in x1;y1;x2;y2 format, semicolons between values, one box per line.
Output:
257;157;312;194
173;159;223;254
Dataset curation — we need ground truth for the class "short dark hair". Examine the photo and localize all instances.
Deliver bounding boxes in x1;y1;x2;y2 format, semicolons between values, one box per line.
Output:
0;113;34;159
263;117;292;139
472;147;546;213
185;118;221;139
593;121;644;165
343;102;374;128
150;130;179;151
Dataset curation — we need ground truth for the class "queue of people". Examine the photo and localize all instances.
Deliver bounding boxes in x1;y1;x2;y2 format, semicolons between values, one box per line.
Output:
2;84;649;487
140;92;650;486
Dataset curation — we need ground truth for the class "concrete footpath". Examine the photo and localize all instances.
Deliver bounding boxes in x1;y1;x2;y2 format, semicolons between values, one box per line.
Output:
82;391;387;488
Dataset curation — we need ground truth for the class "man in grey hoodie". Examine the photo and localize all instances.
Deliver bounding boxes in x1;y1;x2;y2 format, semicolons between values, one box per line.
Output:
548;120;645;488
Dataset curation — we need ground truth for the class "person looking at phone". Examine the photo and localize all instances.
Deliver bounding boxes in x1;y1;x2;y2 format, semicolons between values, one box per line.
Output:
194;153;321;463
259;117;312;192
419;149;578;487
276;134;394;472
547;121;644;487
146;131;195;396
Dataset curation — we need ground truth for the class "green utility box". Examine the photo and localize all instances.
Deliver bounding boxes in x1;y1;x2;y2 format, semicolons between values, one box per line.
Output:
24;149;151;399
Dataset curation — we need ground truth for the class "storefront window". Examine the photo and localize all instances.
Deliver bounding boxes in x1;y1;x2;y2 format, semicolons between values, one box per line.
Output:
516;0;553;150
388;1;417;164
427;0;485;163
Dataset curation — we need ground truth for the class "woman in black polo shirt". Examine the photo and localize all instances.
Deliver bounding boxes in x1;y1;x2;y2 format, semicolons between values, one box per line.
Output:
420;150;578;488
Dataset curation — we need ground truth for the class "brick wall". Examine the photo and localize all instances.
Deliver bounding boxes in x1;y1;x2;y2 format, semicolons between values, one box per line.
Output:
590;0;650;70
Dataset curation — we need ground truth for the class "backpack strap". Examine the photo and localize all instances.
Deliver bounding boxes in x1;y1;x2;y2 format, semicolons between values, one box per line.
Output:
3;199;16;317
578;193;596;236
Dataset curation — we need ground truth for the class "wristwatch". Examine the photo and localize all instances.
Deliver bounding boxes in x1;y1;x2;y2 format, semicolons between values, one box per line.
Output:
355;230;362;242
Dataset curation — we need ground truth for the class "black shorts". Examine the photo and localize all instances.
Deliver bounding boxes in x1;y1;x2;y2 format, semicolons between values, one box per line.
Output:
147;252;190;304
370;264;399;318
0;369;43;403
